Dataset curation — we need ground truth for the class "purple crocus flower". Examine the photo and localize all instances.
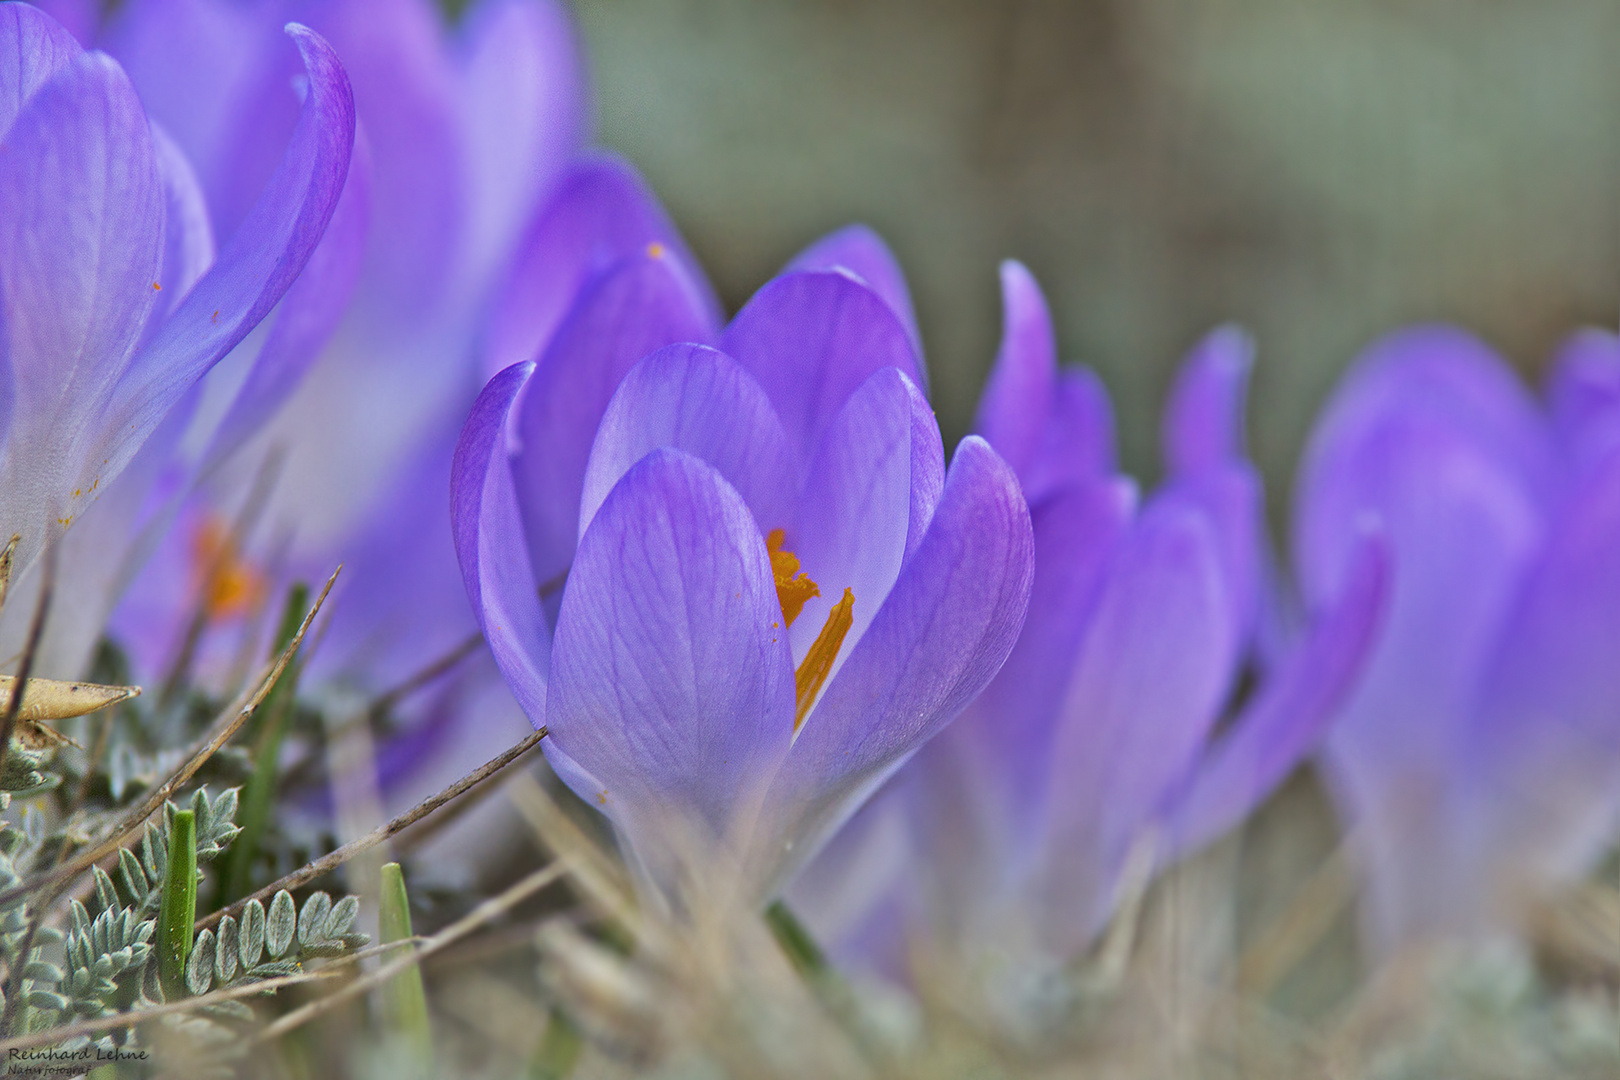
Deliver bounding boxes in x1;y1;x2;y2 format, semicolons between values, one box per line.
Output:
846;264;1389;971
454;222;1035;902
1298;325;1620;951
0;3;354;658
87;0;583;746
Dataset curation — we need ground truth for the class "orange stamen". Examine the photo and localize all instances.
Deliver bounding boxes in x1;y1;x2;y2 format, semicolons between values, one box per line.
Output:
190;516;266;620
767;528;819;626
794;588;854;732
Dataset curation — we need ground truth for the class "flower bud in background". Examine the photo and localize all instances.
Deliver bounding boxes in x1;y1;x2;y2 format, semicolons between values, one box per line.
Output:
61;0;588;839
1298;324;1620;951
0;2;356;677
790;263;1388;996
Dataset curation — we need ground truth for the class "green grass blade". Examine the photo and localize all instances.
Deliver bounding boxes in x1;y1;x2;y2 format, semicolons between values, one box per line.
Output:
158;809;198;1000
378;861;432;1063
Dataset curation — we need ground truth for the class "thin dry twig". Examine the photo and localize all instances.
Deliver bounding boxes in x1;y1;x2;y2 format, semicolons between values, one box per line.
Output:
196;727;547;933
253;860;571;1044
0;568;339;913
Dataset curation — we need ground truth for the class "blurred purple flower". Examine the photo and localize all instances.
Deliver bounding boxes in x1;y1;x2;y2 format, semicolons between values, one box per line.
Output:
0;2;354;657
815;264;1388;970
82;0;587;811
454;215;1034;902
1298;325;1620;950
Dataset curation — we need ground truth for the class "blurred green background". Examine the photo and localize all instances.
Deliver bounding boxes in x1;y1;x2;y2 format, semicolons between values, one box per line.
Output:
570;0;1619;507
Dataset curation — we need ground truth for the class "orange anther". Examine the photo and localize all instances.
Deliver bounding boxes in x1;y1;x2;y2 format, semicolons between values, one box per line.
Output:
793;588;854;732
767;528;819;626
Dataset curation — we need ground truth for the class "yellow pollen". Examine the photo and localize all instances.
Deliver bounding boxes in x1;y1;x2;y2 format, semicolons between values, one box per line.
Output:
191;515;266;620
767;528;819;626
152;281;161;291
794;587;853;732
646;241;666;259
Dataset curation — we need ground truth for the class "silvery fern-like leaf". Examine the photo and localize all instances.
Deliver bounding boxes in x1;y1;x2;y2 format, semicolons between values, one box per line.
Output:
187;930;216;996
66;934;86;976
142;825;166;885
189;789;210;837
323;896;360;940
21;960;60;983
267;891;296;959
142;960;164;1006
216;916;239;984
241;960;300;982
93;867;118;914
118;848;148;906
200;999;255;1022
297;892;332;948
240;901;266;968
298;941;352;959
25;989;67;1012
212;788;240;832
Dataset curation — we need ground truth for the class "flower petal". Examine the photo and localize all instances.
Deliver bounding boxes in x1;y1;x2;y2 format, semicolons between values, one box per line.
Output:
1297;334;1554;948
955;478;1135;817
1545;327;1620;482
1160;327;1264;642
0;48;163;564
1020;366;1117;502
287;0;461;318
1465;448;1620;898
974;260;1056;486
512;249;716;593
579;344;796;542
483;155;719;376
790;366;944;676
912;475;1134;913
1297;326;1556;592
1035;493;1237;951
1162;324;1254;477
786;224;922;365
199;137;371;470
763;436;1033;895
104;0;287;235
721;269;926;466
1164;525;1389;857
548;448;796;862
148;125;217;318
0;2;81;138
1173;461;1263;648
457;0;588;295
1298;362;1547;770
93;23;355;521
451;361;549;726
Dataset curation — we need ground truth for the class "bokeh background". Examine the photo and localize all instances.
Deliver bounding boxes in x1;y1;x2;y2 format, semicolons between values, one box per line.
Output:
567;0;1619;512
